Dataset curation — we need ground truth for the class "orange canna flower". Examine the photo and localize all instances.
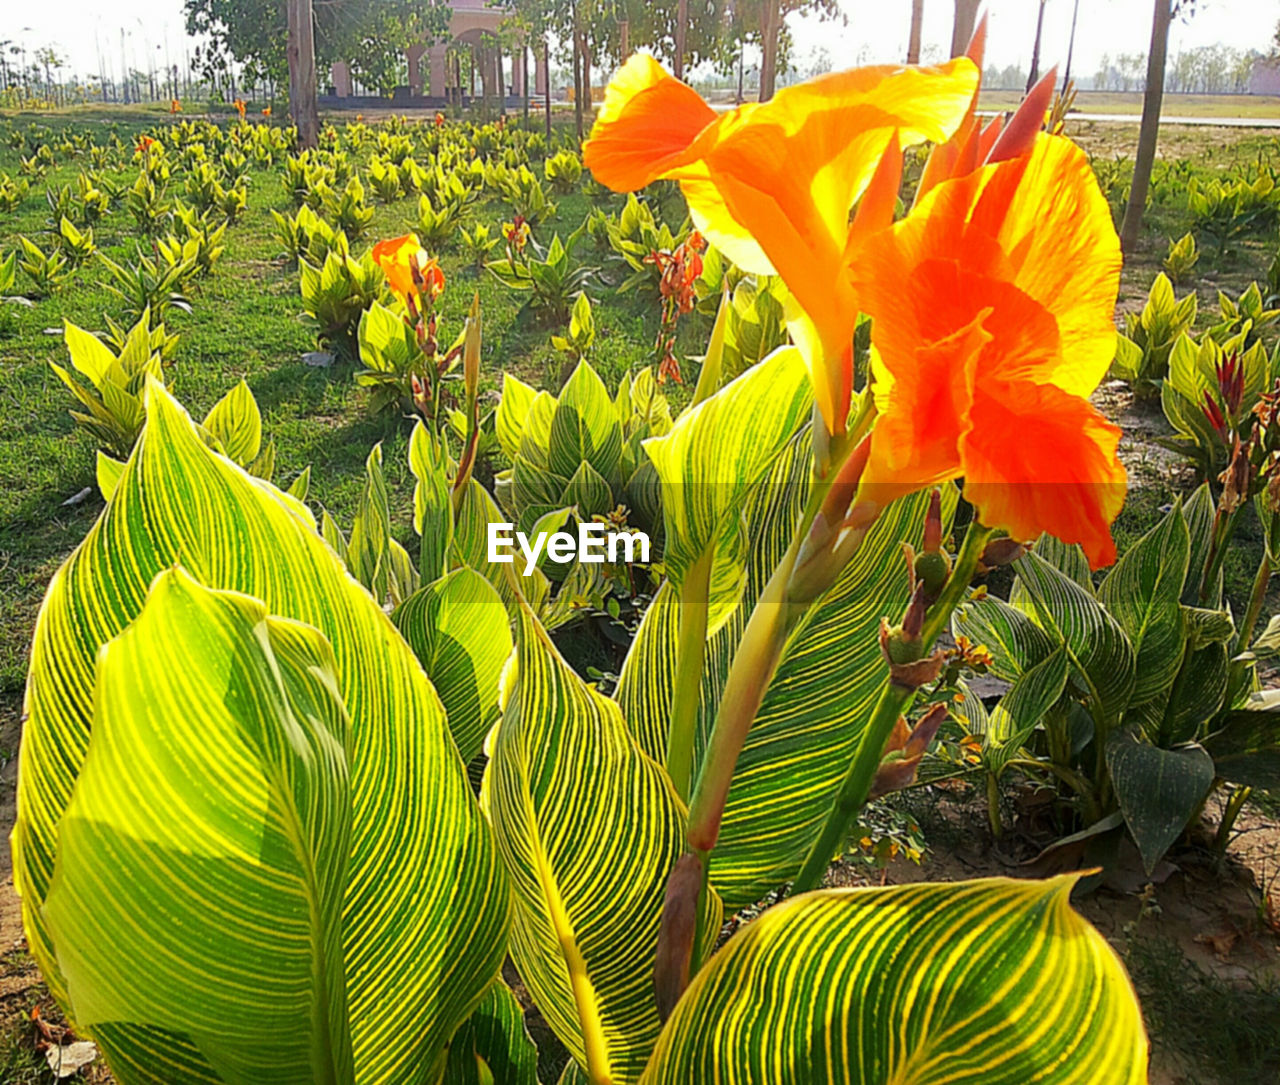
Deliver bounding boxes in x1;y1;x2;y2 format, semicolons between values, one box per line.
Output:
434;111;446;128
372;234;444;305
135;134;156;155
262;106;272;117
234;98;246;120
583;53;979;437
502;216;530;253
169;99;182;114
850;129;1125;568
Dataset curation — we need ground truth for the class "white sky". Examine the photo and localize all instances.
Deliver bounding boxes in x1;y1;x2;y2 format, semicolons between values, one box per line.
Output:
0;0;1271;83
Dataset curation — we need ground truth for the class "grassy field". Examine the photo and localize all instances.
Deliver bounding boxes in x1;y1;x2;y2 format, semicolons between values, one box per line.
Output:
980;88;1280;119
0;106;1279;1082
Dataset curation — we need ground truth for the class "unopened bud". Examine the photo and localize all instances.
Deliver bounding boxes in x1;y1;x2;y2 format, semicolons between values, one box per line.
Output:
979;537;1029;570
922;488;944;552
1203;392;1228;440
1217;352;1244;417
653;854;703;1022
868;702;949;800
463;294;482;405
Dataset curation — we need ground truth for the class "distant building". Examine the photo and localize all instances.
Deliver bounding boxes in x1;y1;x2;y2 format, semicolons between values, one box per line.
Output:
1249;57;1280;95
328;0;544;106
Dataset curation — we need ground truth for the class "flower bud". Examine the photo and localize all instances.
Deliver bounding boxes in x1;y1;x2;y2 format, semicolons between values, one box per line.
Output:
979;537;1028;570
463;292;481;406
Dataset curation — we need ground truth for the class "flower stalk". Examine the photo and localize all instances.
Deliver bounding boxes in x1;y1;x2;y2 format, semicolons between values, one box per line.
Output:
788;519;994;896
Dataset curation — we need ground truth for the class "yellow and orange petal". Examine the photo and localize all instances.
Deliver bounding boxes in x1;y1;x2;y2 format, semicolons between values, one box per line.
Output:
584;53;979;437
852;134;1125;566
372;233;430;302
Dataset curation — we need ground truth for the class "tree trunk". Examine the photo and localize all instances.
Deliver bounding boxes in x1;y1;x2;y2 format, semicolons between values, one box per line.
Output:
1120;0;1171;253
675;0;688;79
1026;0;1047;94
950;0;980;58
543;40;552;140
286;0;319;149
523;44;530;123
1062;0;1081;93
621;18;630;58
908;0;925;65
759;0;780;101
573;21;584;142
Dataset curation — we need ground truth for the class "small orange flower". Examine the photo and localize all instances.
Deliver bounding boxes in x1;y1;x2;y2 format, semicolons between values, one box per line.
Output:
169;99;182;114
584;53;978;437
234;98;246;120
372;234;444;305
434;111;446;128
262;106;272;118
502;216;530;254
135;134;156;155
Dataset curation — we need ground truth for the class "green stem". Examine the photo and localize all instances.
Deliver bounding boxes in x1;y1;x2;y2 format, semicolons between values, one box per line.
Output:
986;772;1003;839
1214;783;1252;862
666;547;714;801
1199;505;1243;606
1238;543;1273;654
788;522;994;896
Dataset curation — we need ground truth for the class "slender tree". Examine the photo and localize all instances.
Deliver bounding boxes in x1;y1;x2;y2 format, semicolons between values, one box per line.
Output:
950;0;980;57
1119;0;1175;251
759;0;780;99
1062;0;1081;93
286;0;319;148
1026;0;1048;93
908;0;925;65
675;0;688;78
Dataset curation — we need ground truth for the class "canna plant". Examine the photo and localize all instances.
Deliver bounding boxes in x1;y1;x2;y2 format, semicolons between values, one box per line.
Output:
299;247;385;349
1110;272;1198;397
16;235;71;296
1162;231;1199;285
544;148;584;193
487;230;597;326
96;245;194;326
15;46;1150;1085
493;357;671;539
952;490;1280;873
50;312;172;459
459;221;500;267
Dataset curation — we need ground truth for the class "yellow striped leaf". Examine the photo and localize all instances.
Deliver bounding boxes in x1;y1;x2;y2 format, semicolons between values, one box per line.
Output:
45;570;355;1084
13;380;508;1084
642;346;810;631
482;607;722;1084
642;877;1147;1085
619;434;948;909
394;567;513;763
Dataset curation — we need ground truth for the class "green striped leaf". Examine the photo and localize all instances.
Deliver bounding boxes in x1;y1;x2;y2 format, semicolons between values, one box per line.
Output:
408;421;453;582
549;361;623;486
202;379;262;468
1181;483;1220;606
618;432;950;909
1106;731;1215;873
14;381;507;1084
952;594;1056;683
1098;502;1189;705
642;346;810;630
482;606;722;1084
45;569;355;1085
443;981;539;1085
346;442;392;604
1012;551;1137;725
496;372;539;460
1204;696;1280;789
641;877;1147;1085
394;567;513;763
984;647;1071;775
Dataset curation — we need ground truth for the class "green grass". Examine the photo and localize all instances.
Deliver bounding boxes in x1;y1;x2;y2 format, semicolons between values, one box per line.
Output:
982;89;1280;120
0;113;701;723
